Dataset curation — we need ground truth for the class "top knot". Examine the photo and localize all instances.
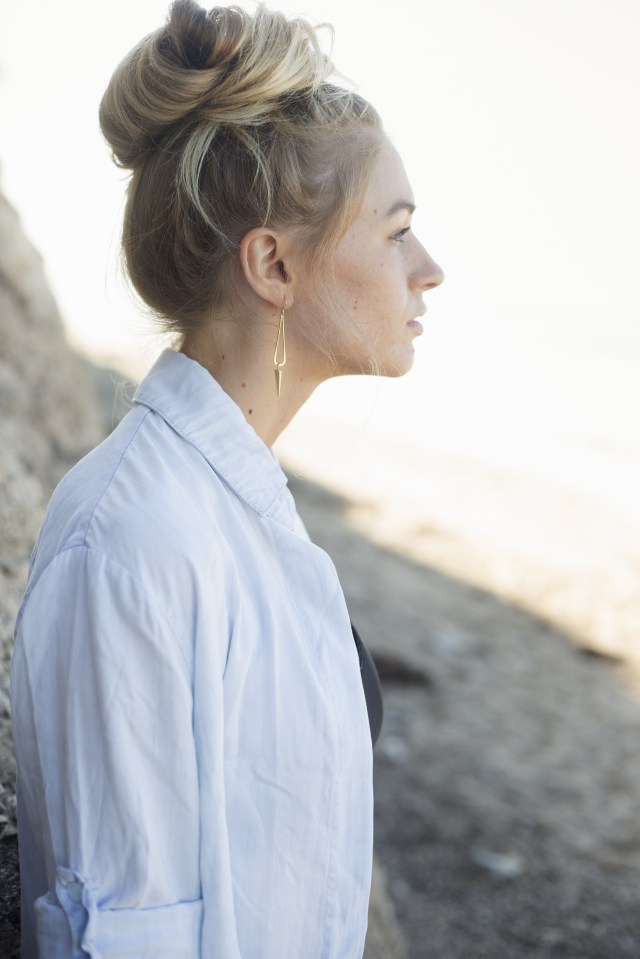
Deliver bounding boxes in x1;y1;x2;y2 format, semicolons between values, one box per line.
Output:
99;0;333;170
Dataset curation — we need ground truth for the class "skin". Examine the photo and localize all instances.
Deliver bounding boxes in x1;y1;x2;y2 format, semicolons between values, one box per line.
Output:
181;137;444;448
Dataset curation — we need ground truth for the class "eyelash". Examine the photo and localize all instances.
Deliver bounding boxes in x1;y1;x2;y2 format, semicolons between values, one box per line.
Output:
391;227;411;243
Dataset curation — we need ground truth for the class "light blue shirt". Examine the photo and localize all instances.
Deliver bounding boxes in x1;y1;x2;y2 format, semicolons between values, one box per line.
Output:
11;349;373;958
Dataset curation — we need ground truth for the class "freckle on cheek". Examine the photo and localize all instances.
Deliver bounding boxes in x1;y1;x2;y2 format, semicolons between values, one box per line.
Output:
248;409;253;415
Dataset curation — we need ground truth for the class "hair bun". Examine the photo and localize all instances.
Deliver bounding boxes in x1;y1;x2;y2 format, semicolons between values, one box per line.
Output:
100;0;333;170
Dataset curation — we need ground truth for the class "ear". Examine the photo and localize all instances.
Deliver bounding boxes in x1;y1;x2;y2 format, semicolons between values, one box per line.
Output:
238;228;294;310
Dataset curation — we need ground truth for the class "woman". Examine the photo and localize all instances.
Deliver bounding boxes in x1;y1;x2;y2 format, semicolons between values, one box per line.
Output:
11;1;443;956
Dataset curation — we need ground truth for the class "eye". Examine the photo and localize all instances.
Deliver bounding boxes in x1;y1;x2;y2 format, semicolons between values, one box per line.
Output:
390;226;411;243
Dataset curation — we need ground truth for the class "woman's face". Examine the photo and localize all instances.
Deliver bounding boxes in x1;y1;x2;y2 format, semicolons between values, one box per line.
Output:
297;137;444;380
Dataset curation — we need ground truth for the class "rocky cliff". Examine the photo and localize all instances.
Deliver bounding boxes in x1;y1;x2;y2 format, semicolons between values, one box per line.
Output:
0;187;105;954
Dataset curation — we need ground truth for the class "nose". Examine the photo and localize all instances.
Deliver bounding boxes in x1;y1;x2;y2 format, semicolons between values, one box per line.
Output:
412;244;445;292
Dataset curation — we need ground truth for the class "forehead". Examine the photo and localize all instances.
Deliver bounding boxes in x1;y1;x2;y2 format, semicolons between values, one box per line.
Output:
362;139;414;218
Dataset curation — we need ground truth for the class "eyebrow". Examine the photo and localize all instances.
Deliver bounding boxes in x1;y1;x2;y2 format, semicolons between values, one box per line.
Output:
385;200;416;217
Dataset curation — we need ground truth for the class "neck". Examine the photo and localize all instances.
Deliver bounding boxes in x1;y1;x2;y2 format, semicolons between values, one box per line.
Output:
180;313;319;448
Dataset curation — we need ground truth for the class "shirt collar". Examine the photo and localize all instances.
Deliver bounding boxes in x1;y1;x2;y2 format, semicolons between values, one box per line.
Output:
133;349;296;528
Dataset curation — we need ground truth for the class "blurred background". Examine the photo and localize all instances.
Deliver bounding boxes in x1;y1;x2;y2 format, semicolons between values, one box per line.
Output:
2;1;640;955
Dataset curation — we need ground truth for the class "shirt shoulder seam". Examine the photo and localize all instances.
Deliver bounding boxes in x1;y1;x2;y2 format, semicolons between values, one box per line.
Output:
20;541;189;671
82;406;152;542
17;408;153;630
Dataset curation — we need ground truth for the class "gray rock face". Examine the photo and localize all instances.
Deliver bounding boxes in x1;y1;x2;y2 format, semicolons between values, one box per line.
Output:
0;190;104;838
365;861;408;959
0;188;406;959
0;187;105;955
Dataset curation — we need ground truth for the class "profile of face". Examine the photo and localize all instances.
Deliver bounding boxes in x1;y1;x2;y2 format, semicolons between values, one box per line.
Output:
295;137;444;380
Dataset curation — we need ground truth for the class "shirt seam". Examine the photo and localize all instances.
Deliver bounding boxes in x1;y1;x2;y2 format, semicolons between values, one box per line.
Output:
16;409;152;634
22;542;190;676
83;406;152;541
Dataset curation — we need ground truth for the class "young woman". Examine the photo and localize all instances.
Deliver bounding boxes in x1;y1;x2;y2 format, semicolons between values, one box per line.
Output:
11;2;443;956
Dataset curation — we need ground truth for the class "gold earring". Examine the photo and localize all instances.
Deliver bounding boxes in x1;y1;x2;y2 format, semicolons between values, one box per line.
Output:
273;306;286;396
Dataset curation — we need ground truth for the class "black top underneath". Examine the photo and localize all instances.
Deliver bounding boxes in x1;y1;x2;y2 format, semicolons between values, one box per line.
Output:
351;624;384;746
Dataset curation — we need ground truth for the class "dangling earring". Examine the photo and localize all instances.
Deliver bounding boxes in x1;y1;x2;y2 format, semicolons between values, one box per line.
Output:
273;305;287;396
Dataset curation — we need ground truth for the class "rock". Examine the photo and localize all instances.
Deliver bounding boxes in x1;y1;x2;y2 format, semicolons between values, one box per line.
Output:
364;858;409;959
470;847;526;880
0;187;105;830
0;184;106;957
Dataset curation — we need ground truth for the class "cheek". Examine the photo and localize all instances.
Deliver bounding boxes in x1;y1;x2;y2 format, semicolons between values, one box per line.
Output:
352;267;403;327
333;239;376;300
340;263;388;316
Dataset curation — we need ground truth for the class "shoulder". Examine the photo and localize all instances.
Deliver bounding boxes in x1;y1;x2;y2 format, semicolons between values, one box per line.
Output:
26;404;239;621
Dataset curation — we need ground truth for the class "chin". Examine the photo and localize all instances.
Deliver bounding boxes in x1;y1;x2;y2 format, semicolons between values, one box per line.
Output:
379;350;415;378
331;344;415;379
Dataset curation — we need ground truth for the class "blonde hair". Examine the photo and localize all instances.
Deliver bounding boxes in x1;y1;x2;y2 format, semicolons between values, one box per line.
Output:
99;0;383;334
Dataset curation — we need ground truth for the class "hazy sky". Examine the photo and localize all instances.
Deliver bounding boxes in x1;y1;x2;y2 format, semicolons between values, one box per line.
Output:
1;0;639;461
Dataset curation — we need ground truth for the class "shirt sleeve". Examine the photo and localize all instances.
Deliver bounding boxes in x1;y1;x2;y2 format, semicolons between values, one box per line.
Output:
11;544;203;958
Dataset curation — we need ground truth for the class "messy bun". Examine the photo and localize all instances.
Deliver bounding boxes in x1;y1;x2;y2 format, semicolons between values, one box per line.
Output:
99;0;382;332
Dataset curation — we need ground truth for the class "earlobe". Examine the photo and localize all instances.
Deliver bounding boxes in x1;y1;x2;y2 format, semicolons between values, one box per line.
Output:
239;228;293;309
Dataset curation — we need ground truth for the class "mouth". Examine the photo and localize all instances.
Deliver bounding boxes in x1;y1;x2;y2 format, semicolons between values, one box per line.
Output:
406;318;424;336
